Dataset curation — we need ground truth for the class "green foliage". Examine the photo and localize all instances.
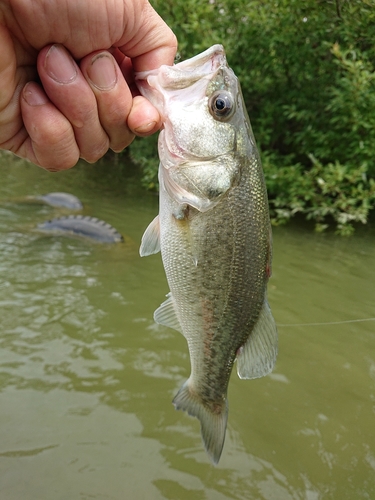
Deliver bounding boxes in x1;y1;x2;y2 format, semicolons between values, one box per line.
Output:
128;134;159;190
129;0;375;233
264;153;375;235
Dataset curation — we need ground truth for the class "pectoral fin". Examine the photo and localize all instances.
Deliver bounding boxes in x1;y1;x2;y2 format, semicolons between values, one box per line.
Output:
236;299;278;379
154;293;182;333
139;215;160;256
162;157;237;213
163;166;214;212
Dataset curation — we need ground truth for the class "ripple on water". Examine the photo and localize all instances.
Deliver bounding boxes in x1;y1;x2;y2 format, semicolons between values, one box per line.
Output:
0;154;375;499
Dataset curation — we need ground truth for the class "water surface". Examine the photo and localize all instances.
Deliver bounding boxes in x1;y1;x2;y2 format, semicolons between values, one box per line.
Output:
0;152;374;499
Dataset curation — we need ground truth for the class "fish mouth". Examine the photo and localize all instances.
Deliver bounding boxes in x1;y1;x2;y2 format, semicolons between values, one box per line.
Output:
167;44;227;87
135;45;228;99
175;44;226;70
135;44;227;90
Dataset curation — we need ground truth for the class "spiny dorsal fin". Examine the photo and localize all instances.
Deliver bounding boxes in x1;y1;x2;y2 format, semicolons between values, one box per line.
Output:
57;215;117;232
39;215;123;242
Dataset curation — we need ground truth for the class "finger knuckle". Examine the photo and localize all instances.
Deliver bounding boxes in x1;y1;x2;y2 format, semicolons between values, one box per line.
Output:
110;132;134;152
81;138;109;163
34;126;80;170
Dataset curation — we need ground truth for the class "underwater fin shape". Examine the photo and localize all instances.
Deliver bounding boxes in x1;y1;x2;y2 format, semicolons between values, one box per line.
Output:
173;380;228;465
154;293;183;333
236;298;278;379
139;215;160;256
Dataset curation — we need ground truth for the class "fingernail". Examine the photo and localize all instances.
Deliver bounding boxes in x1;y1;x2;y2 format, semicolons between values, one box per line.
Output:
87;53;117;91
134;122;157;134
45;44;77;84
23;82;49;106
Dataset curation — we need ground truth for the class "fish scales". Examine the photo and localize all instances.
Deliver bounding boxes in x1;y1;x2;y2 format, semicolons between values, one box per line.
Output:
161;160;269;394
136;45;277;464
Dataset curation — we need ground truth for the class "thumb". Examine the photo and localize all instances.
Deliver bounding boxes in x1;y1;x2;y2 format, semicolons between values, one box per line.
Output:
118;1;177;72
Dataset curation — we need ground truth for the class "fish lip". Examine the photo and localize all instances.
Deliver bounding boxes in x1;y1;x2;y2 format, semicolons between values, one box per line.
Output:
135;44;226;84
172;44;226;73
135;45;228;99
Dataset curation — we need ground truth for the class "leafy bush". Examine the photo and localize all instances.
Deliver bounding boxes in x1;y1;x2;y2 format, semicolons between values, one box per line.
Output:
265;153;375;235
129;0;375;234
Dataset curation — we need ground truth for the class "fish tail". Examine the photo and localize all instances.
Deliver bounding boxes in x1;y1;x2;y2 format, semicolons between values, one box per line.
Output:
172;380;228;465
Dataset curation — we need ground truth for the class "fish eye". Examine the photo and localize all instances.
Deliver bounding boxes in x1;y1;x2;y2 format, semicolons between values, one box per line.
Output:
209;91;235;120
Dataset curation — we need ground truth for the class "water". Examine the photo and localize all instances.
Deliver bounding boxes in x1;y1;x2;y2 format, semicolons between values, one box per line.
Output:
0;152;374;499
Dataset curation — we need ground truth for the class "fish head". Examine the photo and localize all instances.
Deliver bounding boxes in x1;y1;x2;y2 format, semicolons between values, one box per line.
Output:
136;45;254;211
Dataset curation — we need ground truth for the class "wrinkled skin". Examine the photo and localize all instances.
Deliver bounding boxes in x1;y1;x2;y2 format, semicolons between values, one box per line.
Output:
0;0;177;170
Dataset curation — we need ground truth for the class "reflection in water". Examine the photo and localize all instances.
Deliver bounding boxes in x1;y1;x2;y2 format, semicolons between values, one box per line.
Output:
0;153;374;499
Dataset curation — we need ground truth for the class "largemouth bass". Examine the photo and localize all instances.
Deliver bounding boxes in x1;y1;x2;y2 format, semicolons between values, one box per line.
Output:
136;45;277;464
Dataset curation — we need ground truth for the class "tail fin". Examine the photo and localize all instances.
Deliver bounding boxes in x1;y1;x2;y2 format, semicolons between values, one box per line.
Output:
172;381;228;465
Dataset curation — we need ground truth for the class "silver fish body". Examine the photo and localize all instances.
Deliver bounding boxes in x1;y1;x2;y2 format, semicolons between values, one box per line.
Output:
136;45;277;464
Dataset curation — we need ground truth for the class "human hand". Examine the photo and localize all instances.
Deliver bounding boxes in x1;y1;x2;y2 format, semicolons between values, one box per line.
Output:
0;0;177;171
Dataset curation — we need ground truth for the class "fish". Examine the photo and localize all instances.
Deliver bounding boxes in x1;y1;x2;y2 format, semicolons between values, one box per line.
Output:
37;192;83;210
136;45;277;464
37;215;123;243
6;192;83;209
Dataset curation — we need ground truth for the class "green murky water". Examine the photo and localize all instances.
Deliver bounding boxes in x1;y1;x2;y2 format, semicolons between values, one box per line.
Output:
0;152;374;499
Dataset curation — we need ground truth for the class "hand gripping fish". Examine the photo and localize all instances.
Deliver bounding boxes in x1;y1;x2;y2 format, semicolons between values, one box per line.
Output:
136;45;278;464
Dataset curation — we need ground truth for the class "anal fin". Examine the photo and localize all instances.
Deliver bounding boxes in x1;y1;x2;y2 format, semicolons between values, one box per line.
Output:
236;299;278;379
